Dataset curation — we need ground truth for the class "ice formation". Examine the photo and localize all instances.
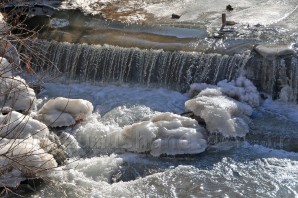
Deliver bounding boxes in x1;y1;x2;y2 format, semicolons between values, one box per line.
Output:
76;112;207;156
0;110;60;187
0;111;49;139
0;76;36;112
101;105;155;127
37;97;94;127
0;57;12;77
189;76;260;107
0;138;57;185
186;77;259;137
121;112;207;156
279;85;294;102
254;44;295;60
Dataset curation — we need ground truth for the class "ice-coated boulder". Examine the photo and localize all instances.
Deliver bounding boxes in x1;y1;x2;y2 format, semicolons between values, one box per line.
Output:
0;138;57;182
185;88;252;137
186;77;260;138
119;112;207;156
189;76;260;107
0;76;36;112
37;97;94;127
0;57;12;77
75;112;207;157
254;44;295;60
0;111;49;139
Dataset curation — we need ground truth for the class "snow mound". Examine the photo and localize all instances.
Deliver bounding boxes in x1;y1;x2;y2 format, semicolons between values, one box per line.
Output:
37;97;94;127
0;111;49;139
0;76;36;112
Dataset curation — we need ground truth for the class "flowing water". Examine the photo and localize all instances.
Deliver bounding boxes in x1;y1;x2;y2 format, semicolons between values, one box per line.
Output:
28;83;298;198
3;0;298;197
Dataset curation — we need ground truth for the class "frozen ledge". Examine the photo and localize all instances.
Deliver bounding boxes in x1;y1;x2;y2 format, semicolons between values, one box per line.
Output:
254;44;296;60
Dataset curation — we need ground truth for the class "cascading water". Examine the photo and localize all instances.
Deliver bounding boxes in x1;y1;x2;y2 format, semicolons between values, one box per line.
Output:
36;40;249;91
245;52;298;103
33;40;298;102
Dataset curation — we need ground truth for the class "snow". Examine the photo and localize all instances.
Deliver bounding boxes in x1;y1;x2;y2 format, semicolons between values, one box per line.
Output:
0;138;57;187
57;0;298;31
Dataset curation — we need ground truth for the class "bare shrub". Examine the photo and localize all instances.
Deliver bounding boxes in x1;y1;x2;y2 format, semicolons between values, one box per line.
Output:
0;1;63;194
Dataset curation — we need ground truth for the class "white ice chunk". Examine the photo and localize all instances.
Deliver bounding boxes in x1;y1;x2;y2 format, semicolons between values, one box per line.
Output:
190;76;260;107
0;138;57;187
75;112;207;156
37;97;94;127
0;76;36;112
0;57;12;77
185;89;252;137
0;111;49;139
119;112;207;156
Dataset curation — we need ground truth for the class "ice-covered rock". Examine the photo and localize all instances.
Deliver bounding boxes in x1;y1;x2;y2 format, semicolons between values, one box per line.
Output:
0;138;57;181
101;105;155;127
37;97;94;127
118;112;207;156
0;111;49;139
190;76;260;107
75;112;207;156
0;76;36;112
255;44;295;60
0;57;12;77
185;88;252;137
0;39;20;66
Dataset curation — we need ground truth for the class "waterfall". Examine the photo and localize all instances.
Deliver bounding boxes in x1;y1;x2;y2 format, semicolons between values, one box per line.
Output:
33;40;298;102
34;41;247;90
245;52;298;102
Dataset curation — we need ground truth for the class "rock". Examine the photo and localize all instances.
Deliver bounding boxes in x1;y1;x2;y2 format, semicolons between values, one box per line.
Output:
36;97;94;127
226;4;234;12
171;14;181;19
254;44;295;60
226;21;237;26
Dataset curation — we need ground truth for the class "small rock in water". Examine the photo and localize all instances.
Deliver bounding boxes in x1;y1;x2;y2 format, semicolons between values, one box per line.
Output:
226;4;234;12
172;14;181;19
